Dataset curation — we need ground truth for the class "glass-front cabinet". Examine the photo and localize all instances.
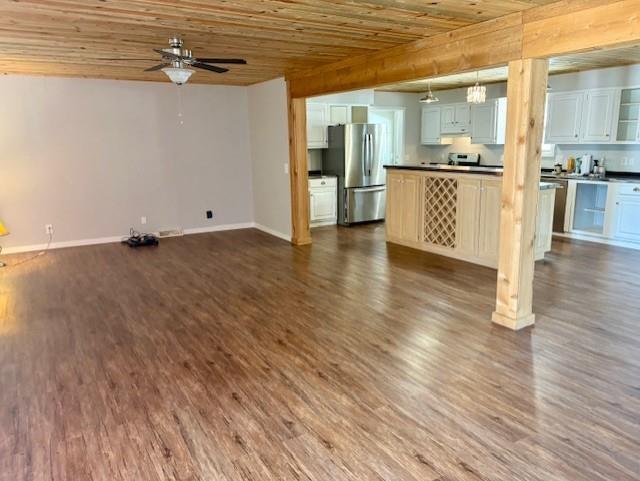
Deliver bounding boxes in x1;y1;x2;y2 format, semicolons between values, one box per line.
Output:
567;180;617;238
616;88;640;142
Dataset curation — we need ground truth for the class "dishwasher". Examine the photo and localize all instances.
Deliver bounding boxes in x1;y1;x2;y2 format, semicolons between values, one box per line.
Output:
541;177;568;233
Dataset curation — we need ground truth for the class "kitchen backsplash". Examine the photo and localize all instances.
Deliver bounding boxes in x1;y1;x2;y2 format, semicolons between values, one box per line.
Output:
308;149;323;172
545;145;640;172
418;137;505;166
418;137;640;172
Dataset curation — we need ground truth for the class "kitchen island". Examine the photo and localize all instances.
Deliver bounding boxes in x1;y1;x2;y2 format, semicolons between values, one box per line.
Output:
385;165;559;268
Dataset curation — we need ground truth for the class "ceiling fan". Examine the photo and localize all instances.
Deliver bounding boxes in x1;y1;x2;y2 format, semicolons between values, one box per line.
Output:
145;37;246;85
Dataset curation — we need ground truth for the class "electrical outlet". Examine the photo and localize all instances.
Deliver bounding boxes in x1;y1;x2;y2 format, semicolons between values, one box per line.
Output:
284;163;289;174
45;224;54;235
141;216;147;225
206;210;213;219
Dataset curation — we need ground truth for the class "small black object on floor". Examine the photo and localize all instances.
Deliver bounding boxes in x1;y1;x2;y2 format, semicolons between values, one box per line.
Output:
122;228;159;248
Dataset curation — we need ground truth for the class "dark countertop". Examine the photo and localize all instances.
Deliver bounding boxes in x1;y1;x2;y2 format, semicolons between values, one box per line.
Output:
385;165;640;184
540;172;640;184
308;173;337;179
384;164;503;175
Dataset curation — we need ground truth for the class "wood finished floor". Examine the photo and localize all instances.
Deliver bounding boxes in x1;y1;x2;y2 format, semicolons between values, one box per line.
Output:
1;224;639;481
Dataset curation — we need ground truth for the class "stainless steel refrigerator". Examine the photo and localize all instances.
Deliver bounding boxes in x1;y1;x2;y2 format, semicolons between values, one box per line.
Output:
324;124;386;225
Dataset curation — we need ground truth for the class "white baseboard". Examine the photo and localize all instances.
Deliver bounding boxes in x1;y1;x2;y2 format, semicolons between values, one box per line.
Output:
183;222;255;235
1;222;261;255
253;223;291;242
1;235;123;255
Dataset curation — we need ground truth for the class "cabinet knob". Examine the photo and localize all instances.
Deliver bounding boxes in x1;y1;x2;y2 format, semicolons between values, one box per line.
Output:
634;187;640;192
321;181;326;185
574;134;578;138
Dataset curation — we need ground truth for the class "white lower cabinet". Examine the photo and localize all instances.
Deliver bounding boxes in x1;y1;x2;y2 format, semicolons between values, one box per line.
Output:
613;184;640;243
309;177;337;226
564;180;640;247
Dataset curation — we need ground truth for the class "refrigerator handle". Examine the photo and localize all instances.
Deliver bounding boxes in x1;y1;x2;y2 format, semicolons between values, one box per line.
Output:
366;133;373;176
362;134;368;178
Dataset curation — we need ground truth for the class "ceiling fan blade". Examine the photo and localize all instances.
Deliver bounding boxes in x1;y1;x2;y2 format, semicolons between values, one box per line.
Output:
195;58;246;65
154;49;181;60
92;58;159;61
192;62;228;73
145;63;169;72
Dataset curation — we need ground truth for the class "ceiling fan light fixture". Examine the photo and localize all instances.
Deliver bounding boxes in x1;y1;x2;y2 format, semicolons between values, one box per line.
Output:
162;67;194;85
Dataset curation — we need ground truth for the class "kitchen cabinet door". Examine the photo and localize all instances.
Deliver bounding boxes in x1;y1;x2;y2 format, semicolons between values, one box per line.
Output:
471;102;496;144
386;173;404;239
310;187;336;222
456;178;481;257
545;92;583;143
614;195;640;242
471;101;498;144
307;103;328;149
441;103;470;134
386;173;420;242
478;180;502;263
441;105;456;133
401;174;420;242
582;88;617;143
421;106;441;144
535;188;555;258
455;104;471;132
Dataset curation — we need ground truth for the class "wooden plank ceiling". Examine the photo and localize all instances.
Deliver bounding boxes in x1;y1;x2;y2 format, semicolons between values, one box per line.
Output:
0;0;559;85
376;44;640;92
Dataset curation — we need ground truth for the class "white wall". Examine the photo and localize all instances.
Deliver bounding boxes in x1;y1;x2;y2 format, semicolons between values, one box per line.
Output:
0;76;254;250
372;91;422;164
247;78;292;239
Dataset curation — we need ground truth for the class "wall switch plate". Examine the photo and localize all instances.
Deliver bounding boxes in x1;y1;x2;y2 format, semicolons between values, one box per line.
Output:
284;163;289;174
45;224;54;235
141;216;147;225
206;210;213;219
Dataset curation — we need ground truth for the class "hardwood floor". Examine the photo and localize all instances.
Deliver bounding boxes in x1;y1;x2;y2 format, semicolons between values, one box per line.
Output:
1;224;639;481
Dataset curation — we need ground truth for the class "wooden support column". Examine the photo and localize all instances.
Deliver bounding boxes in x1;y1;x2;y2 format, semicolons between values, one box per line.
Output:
492;58;548;330
286;83;312;245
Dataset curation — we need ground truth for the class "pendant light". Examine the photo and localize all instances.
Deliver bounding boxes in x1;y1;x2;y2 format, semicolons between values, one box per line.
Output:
467;71;486;104
419;82;439;103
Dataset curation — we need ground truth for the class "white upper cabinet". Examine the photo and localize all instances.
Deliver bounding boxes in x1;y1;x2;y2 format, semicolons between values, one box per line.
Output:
545;92;583;143
421;106;442;145
615;87;640;143
471;98;507;145
581;88;617;143
441;103;470;134
307;103;328;149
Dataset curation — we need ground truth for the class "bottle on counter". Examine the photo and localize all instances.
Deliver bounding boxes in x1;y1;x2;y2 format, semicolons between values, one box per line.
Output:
567;156;576;173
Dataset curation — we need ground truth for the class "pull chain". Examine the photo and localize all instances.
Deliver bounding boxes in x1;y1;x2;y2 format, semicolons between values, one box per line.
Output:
176;85;184;126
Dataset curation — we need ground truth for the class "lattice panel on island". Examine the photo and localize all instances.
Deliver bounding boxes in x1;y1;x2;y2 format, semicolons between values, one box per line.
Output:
424;177;458;248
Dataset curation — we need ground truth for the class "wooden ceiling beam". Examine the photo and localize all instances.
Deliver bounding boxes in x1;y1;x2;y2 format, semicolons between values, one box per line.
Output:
523;0;640;58
287;13;524;98
287;0;640;98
